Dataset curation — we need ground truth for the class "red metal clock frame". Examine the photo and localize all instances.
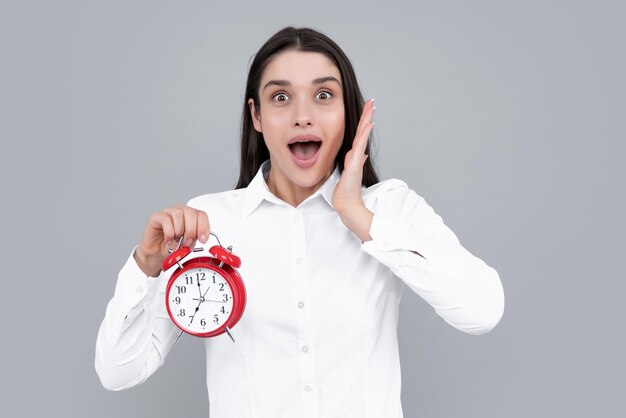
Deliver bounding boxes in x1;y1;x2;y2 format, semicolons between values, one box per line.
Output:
164;245;246;338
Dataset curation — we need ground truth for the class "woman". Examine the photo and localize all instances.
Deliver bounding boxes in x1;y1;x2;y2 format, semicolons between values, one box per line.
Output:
96;26;505;417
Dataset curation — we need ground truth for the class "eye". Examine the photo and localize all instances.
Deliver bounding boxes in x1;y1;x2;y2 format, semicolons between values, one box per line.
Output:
272;92;289;103
316;91;333;100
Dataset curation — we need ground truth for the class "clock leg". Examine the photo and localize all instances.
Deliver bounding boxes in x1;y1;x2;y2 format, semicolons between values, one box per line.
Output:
225;327;235;343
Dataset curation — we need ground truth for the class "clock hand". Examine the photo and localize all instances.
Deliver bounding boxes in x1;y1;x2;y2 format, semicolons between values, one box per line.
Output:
192;298;227;303
188;306;200;325
189;283;206;325
201;283;211;298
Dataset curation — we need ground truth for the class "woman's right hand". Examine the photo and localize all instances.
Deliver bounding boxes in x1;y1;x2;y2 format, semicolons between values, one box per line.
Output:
133;205;210;277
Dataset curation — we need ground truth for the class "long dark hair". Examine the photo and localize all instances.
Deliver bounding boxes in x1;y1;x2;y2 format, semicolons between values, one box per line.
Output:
235;26;379;189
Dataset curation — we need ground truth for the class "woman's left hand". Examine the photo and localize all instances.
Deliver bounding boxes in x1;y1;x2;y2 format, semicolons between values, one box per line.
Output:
332;98;376;241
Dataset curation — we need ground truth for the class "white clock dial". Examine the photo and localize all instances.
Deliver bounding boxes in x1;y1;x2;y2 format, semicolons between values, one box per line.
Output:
169;266;234;334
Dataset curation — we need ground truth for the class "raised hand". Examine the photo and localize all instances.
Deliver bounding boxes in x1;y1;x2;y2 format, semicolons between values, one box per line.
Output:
332;98;376;242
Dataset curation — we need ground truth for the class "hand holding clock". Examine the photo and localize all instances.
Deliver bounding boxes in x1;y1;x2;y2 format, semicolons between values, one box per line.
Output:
134;205;211;277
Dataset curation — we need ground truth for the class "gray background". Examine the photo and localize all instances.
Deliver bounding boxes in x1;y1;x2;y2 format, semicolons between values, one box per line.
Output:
1;0;624;417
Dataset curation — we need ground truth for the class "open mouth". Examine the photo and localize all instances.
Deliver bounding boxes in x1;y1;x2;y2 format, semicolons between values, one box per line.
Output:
287;135;323;168
288;140;322;161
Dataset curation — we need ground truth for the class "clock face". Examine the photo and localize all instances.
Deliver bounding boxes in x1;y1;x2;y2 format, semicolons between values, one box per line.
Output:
167;266;234;334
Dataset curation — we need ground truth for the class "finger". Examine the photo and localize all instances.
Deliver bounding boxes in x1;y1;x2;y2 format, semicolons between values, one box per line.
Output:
163;207;185;240
351;121;374;160
354;99;375;139
353;105;375;157
196;210;211;243
182;206;198;247
149;211;176;244
344;146;363;173
344;133;370;172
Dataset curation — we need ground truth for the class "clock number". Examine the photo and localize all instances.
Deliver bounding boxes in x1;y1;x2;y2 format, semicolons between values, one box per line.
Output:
213;314;219;323
185;276;193;285
174;296;181;305
223;294;229;302
220;306;225;314
212;274;216;284
200;318;206;327
176;285;187;294
219;283;225;291
197;272;206;281
179;309;186;317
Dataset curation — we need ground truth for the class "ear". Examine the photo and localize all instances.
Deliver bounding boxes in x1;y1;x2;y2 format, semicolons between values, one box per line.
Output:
248;98;262;133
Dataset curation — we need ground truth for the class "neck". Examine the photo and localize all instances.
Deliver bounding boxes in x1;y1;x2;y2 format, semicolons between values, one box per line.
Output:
267;166;333;207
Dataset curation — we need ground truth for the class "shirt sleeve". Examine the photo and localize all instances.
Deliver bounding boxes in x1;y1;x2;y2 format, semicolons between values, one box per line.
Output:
361;181;505;335
94;245;179;390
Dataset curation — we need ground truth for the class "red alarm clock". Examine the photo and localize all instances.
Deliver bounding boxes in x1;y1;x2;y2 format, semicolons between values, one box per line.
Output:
161;233;246;343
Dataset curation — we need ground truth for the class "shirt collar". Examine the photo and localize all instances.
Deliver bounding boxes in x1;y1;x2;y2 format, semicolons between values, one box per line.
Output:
241;160;340;218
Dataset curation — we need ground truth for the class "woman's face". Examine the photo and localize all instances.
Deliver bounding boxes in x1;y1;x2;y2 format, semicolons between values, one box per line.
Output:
248;50;345;201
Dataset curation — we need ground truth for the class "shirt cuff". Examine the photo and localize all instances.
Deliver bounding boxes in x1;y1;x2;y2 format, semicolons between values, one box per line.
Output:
104;245;162;345
362;212;431;260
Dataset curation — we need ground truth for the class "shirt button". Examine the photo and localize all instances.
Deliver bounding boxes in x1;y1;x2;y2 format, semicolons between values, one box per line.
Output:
295;257;302;264
302;345;309;353
304;385;312;392
136;286;144;293
297;301;304;309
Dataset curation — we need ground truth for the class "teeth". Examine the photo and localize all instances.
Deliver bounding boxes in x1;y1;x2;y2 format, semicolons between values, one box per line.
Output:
289;138;321;147
291;141;315;146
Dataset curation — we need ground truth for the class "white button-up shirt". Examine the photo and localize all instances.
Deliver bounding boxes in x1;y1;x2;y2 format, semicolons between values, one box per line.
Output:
95;161;505;418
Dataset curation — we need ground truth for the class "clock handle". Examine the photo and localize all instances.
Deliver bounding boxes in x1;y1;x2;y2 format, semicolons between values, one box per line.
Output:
209;231;224;248
170;232;222;251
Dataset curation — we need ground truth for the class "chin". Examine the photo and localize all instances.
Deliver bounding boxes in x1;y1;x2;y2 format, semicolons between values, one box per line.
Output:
290;166;329;188
289;160;334;188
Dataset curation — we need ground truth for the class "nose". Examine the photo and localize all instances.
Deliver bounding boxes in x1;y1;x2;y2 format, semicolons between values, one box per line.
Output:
292;99;314;127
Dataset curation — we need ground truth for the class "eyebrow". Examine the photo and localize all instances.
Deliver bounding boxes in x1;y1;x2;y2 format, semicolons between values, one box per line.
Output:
262;76;342;92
